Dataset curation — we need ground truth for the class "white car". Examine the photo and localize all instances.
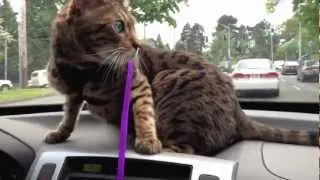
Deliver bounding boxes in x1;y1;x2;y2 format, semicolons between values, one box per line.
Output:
231;59;280;97
273;60;285;72
0;79;13;91
28;69;49;88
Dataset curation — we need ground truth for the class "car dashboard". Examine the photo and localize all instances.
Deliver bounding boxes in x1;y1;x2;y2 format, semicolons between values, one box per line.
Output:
0;110;318;180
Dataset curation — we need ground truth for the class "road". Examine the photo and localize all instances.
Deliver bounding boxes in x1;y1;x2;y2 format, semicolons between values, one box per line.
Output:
1;75;318;106
239;75;319;103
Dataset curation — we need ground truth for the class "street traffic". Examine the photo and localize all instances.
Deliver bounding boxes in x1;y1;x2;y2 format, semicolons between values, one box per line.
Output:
1;73;318;107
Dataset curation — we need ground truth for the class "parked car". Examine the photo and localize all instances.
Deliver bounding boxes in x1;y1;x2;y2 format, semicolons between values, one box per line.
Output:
281;61;299;75
297;60;319;82
273;60;285;72
0;79;13;91
231;58;280;97
28;69;49;88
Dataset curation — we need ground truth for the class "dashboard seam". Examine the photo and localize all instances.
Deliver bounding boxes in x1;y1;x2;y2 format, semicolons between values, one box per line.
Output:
260;142;289;180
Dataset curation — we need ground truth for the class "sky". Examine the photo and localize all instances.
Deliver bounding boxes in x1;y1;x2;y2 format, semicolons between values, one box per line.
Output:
9;0;294;48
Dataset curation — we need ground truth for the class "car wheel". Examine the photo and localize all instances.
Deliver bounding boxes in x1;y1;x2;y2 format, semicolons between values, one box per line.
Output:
271;89;280;97
313;75;319;82
0;85;10;91
301;75;305;82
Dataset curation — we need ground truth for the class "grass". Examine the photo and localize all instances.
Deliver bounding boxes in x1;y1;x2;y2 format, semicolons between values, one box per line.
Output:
0;88;56;104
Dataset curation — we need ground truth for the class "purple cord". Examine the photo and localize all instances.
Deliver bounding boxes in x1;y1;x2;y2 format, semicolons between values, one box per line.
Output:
117;59;134;180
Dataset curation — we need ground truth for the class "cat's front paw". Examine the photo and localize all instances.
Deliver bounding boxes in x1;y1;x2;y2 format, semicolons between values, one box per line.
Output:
44;130;70;144
134;138;162;154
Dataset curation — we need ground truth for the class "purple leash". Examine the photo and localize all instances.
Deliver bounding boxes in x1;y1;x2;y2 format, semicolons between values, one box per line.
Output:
116;59;134;180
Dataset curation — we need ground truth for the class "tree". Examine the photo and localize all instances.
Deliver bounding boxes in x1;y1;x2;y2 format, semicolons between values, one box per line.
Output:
174;39;187;51
0;18;12;41
56;0;188;27
189;23;208;54
131;0;188;27
207;15;243;64
174;22;208;54
208;31;229;64
276;16;317;60
207;15;281;65
181;23;192;41
216;15;238;31
155;34;165;49
265;0;319;59
24;0;188;80
26;0;59;76
0;0;18;82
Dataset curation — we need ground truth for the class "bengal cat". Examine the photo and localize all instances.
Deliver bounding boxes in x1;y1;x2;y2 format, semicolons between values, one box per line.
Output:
45;0;318;155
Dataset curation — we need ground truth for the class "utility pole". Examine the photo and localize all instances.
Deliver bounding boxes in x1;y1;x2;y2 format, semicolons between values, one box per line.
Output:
4;38;7;80
218;23;232;72
143;23;146;39
297;3;306;67
227;26;231;72
270;27;274;63
18;0;28;88
298;21;302;64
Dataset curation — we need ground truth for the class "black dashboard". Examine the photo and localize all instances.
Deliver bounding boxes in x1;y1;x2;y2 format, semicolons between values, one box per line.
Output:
0;109;318;180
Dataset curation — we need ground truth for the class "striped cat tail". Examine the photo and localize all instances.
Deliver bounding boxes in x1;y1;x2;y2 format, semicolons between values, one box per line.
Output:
239;118;319;146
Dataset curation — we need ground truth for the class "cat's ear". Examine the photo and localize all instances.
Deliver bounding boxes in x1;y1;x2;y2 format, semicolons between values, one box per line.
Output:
118;0;130;9
68;0;105;15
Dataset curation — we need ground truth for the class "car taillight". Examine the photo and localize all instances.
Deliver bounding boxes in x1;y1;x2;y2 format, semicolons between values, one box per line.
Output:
232;73;248;79
263;72;279;78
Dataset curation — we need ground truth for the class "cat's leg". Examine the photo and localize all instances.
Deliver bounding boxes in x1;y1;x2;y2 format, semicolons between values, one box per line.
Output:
131;72;162;154
163;142;195;154
45;94;83;144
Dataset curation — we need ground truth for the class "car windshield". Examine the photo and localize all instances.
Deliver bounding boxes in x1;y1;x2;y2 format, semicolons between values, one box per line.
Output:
31;72;38;77
237;60;272;70
0;0;318;106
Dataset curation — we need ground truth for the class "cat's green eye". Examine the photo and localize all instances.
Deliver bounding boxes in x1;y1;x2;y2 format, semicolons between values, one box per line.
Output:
114;20;125;33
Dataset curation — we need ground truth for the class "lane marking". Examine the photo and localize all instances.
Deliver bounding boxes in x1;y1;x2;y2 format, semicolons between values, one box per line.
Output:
293;85;301;91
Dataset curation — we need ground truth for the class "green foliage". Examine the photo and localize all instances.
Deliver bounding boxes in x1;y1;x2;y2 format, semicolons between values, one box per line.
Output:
175;23;208;54
130;0;188;27
26;0;59;78
216;15;238;31
207;15;280;65
21;0;187;83
24;0;187;83
0;88;55;103
265;0;281;13
0;0;18;82
265;0;319;59
57;0;188;27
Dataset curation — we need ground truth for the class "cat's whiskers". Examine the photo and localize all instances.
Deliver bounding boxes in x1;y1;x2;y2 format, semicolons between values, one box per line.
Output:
81;47;119;58
103;51;119;83
117;54;127;80
110;53;122;84
139;57;149;74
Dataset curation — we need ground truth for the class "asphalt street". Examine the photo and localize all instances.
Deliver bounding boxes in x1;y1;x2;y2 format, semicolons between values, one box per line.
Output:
239;75;319;103
1;74;318;106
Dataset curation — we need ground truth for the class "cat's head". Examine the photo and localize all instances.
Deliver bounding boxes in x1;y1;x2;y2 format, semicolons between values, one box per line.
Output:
54;0;139;67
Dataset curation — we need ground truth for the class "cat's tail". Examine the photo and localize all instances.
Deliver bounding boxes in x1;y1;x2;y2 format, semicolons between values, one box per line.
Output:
237;110;319;146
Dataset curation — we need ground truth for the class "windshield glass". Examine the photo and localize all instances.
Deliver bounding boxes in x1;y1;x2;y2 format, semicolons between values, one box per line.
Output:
237;60;272;70
0;0;318;106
